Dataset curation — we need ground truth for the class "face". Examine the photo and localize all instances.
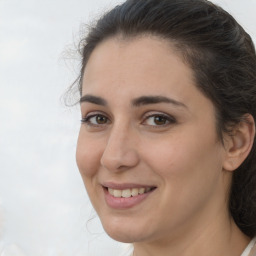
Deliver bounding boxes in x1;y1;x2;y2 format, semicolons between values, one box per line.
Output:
76;36;230;244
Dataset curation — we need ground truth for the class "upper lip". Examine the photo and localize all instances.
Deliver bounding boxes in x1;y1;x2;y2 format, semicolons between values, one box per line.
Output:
102;182;157;190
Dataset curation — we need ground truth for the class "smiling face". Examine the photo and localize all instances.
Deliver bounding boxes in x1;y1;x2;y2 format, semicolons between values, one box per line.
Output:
76;36;231;244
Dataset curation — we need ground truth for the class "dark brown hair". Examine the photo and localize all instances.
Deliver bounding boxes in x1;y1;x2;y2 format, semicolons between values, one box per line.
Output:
74;0;256;237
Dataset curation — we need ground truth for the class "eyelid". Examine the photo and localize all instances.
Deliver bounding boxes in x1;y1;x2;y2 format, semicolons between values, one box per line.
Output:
80;110;176;128
81;110;109;119
142;111;176;126
81;111;111;126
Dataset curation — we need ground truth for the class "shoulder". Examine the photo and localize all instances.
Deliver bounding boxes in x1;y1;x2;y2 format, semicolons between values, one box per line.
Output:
247;237;256;256
119;244;133;256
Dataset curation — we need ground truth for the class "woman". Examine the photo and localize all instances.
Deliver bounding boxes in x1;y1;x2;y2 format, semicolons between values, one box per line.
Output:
74;0;256;255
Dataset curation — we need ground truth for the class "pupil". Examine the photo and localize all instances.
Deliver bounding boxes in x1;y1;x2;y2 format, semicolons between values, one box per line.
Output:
97;116;106;124
155;116;166;125
96;116;106;124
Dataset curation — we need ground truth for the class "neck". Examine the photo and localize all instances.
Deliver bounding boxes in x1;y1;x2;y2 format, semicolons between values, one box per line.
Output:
133;211;250;256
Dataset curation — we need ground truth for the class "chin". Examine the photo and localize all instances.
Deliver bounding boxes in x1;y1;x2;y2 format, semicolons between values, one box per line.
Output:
101;217;151;243
106;231;138;243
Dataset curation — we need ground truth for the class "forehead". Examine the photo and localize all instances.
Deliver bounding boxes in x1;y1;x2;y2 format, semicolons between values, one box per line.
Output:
81;35;216;131
82;36;195;96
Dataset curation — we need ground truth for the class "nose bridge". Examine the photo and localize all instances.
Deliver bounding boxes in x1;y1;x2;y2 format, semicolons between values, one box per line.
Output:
100;120;139;171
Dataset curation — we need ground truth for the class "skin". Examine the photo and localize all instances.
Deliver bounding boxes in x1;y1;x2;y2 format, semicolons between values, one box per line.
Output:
76;36;251;256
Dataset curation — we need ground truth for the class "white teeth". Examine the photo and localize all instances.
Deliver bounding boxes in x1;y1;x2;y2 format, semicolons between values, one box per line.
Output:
131;188;139;197
139;188;145;194
113;189;122;198
108;187;152;198
108;188;114;196
122;189;132;198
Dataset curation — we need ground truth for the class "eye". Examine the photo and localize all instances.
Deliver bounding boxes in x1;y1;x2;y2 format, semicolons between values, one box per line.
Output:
143;114;176;126
81;114;109;126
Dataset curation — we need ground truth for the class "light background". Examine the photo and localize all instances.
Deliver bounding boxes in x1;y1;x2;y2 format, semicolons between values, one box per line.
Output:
0;0;255;255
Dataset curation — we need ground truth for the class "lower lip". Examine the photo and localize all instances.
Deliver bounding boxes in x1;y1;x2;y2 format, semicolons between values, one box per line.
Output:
103;188;154;209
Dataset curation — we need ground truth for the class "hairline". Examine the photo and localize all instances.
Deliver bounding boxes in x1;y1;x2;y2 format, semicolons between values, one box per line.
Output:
80;32;225;143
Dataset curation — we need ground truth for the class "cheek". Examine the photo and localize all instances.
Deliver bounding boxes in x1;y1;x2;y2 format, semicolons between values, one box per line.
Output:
140;127;224;226
141;124;223;187
76;129;103;179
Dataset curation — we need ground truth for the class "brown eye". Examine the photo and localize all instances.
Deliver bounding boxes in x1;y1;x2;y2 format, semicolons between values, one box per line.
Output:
143;114;176;127
153;116;168;125
96;115;108;124
81;114;109;126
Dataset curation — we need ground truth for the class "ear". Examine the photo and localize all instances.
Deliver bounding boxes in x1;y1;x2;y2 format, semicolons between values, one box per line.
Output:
223;114;255;171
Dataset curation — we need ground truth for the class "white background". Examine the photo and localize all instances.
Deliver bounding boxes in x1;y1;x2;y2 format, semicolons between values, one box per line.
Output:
0;0;255;255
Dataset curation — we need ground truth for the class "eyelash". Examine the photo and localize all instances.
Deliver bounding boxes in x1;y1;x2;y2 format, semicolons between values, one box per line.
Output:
142;113;176;127
81;113;110;127
81;112;176;128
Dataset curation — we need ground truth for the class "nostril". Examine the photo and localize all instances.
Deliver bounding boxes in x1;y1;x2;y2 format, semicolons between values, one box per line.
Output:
100;147;140;172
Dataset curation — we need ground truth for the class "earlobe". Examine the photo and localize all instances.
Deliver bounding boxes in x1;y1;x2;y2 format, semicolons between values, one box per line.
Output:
223;114;255;171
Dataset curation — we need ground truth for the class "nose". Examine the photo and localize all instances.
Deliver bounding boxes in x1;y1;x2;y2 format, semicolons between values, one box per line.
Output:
100;124;140;172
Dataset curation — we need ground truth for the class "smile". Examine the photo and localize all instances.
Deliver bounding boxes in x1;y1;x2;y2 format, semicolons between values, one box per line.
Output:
108;187;154;198
103;185;156;209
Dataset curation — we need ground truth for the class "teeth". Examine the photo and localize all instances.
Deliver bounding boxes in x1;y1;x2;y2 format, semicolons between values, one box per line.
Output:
108;187;152;198
145;187;151;193
131;188;139;197
139;188;145;194
122;189;132;198
113;189;122;197
108;188;114;196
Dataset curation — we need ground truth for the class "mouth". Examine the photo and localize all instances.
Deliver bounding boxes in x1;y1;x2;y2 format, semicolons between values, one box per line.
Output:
102;184;157;209
107;187;155;198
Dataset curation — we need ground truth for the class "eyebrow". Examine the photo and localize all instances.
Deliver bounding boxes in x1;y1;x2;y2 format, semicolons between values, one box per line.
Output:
80;94;187;108
80;94;107;106
131;96;187;108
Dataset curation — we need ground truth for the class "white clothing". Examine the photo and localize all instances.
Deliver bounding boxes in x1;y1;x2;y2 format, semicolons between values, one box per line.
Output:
241;237;256;256
125;237;256;256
